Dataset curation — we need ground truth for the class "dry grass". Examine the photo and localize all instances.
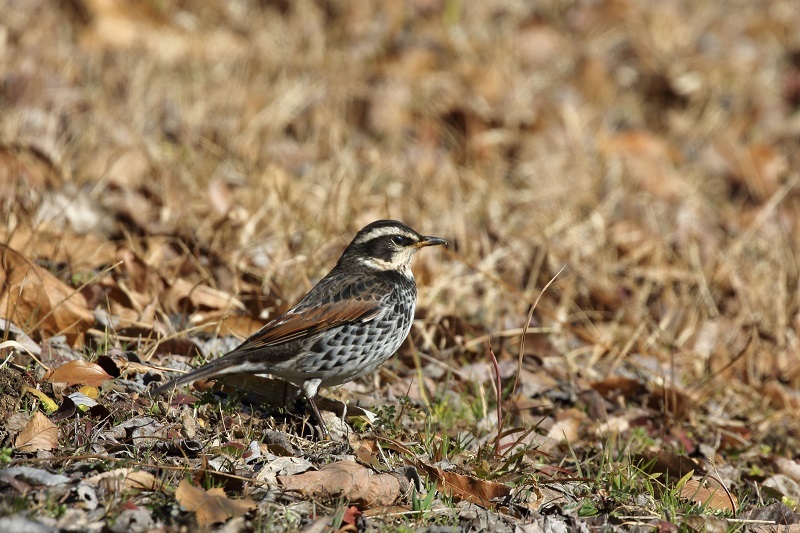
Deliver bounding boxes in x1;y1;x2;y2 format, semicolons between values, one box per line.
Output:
3;0;800;530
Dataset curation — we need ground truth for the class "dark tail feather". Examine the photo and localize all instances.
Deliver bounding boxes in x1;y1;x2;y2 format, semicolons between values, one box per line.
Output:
150;354;247;396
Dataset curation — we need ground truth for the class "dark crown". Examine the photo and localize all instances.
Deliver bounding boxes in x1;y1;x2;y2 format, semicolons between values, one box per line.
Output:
335;220;445;270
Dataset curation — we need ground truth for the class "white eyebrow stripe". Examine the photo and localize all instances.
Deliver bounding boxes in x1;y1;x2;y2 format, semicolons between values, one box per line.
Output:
353;227;418;245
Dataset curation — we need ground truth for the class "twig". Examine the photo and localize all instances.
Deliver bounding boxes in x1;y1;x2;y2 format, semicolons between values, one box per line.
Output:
509;266;564;403
489;266;563;458
489;343;502;458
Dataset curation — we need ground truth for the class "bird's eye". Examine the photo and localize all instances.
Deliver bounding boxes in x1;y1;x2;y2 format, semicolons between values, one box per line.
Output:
391;235;410;246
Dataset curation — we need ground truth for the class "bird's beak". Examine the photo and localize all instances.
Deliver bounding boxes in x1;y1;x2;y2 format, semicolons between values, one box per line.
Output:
416;236;448;248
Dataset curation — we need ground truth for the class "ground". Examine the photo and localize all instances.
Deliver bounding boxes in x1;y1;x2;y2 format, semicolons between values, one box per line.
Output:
2;0;800;531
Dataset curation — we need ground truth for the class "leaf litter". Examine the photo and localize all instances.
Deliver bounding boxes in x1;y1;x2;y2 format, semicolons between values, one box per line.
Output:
1;0;800;531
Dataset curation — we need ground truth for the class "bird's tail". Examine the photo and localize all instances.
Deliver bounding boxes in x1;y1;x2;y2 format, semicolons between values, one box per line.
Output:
150;353;248;397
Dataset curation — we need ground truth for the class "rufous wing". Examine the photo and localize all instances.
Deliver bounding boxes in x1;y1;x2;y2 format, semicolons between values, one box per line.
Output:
237;298;384;351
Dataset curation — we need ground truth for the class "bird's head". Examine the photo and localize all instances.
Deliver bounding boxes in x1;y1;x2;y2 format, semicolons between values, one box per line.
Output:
341;220;447;276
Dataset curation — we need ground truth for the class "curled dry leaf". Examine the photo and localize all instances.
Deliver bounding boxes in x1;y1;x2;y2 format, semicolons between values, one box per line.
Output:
162;278;245;315
175;479;256;527
278;460;407;508
774;457;800;483
763;474;800;504
192;312;265;338
44;360;112;387
679;478;737;513
0;244;93;344
255;456;314;484
96;353;162;378
418;462;511;507
14;411;58;452
591;376;648;400
85;468;162;493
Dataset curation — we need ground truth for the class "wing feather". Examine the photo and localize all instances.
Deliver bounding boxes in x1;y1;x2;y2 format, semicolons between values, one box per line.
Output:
239;298;384;351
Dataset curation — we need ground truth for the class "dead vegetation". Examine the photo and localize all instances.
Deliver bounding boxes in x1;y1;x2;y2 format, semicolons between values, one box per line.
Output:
2;0;800;530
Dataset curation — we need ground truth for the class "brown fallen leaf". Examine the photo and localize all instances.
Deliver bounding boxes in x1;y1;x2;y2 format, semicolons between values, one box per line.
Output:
162;278;245;315
600;130;687;200
0;146;59;199
1;225;118;273
44;360;112;387
96;352;181;378
14;412;58;453
191;312;266;338
175;479;256;527
774;457;800;483
679;478;737;513
590;376;648;400
85;468;162;493
353;437;384;469
278;460;407;508
760;380;800;410
340;505;362;527
0;244;93;344
417;462;511;507
714;139;788;201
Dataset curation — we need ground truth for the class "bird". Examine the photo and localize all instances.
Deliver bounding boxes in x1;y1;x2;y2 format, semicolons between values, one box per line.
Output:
151;220;447;438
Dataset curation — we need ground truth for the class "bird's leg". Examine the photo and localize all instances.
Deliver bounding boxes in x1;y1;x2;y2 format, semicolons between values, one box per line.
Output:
305;395;331;440
339;401;351;437
302;379;331;440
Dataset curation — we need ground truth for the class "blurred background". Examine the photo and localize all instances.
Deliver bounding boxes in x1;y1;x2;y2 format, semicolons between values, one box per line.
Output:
2;0;800;427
